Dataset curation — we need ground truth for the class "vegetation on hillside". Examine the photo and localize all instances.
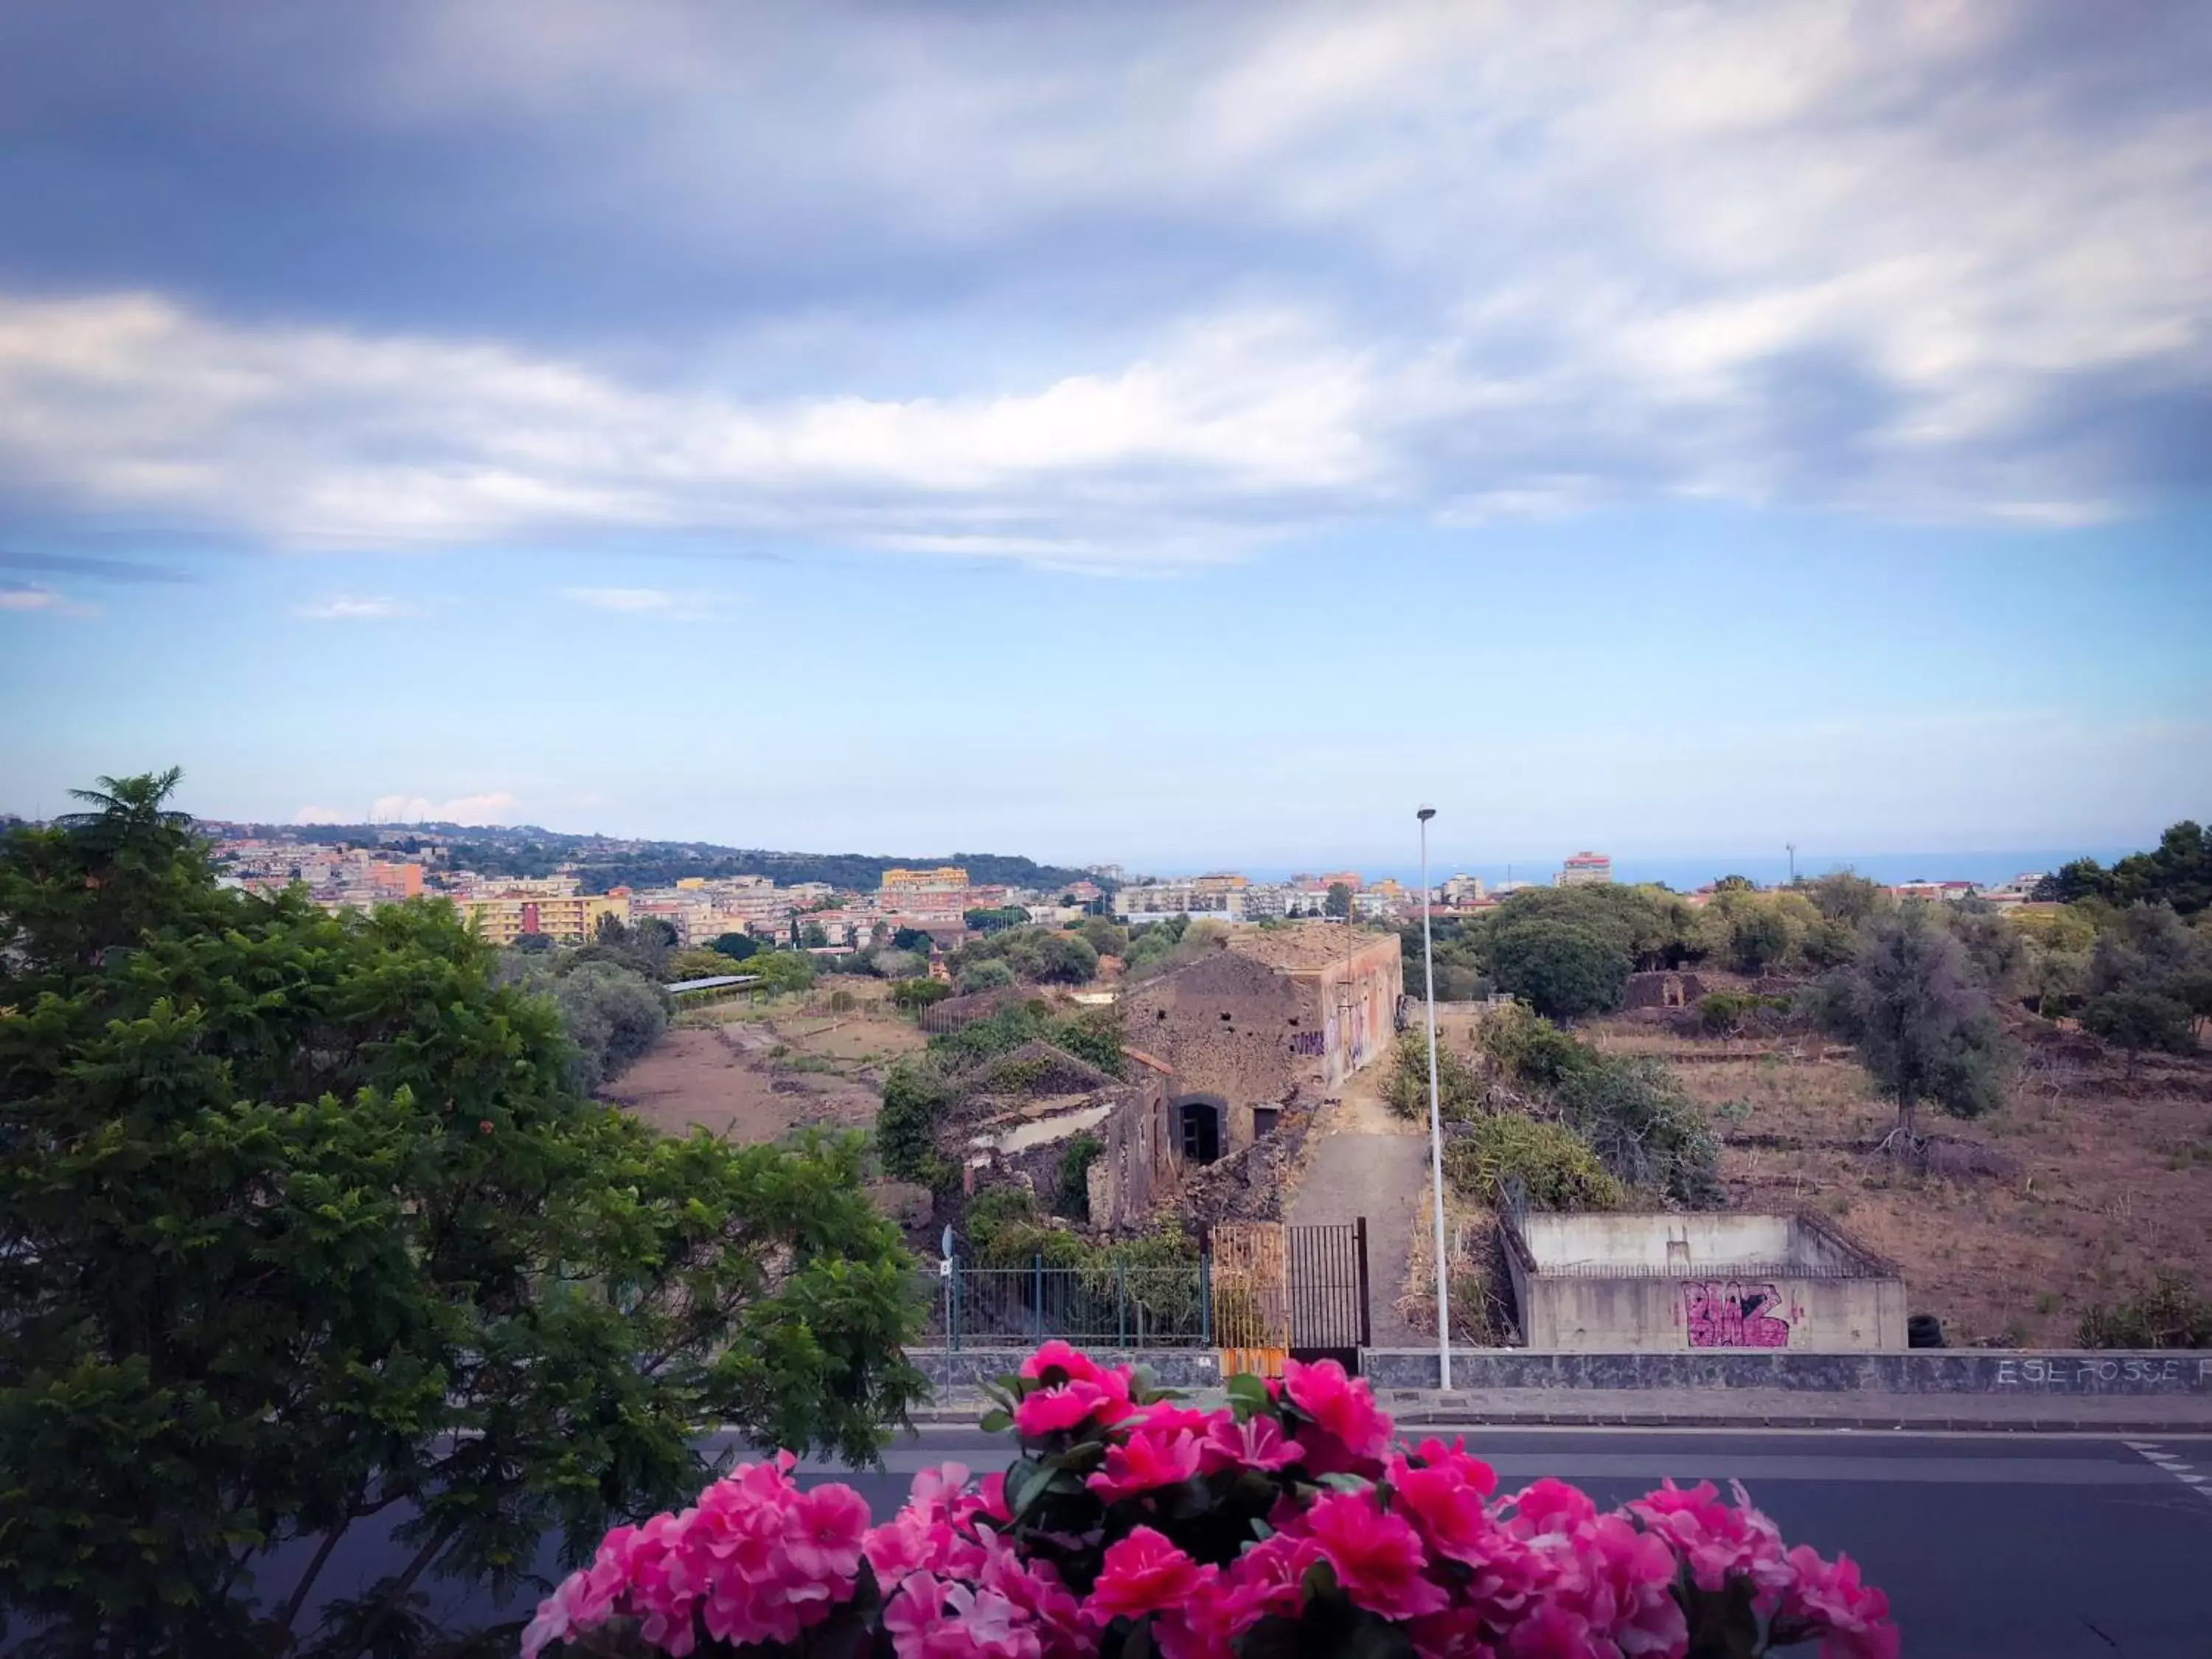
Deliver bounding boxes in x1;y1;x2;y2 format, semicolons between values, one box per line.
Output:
1382;1013;1717;1209
873;1001;1127;1189
0;772;924;1658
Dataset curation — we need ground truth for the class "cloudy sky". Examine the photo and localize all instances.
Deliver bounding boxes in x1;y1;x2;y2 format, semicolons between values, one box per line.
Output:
2;1;2207;871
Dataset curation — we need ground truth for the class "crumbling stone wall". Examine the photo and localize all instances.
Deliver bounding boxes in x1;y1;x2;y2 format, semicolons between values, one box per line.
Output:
1120;951;1318;1118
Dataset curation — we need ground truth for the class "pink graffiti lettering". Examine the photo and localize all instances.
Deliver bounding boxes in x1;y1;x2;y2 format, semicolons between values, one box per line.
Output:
1682;1279;1790;1349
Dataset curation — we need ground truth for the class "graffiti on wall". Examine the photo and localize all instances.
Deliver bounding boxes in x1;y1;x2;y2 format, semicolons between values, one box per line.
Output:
1289;1030;1326;1057
1682;1279;1792;1349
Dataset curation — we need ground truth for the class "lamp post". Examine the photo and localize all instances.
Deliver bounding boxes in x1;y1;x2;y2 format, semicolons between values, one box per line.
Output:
1417;806;1451;1389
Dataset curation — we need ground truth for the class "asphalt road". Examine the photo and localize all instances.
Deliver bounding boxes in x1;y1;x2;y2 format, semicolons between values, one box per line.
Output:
258;1426;2212;1658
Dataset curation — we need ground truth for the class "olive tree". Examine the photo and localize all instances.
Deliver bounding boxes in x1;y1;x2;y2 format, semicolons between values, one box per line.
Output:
1820;905;2012;1140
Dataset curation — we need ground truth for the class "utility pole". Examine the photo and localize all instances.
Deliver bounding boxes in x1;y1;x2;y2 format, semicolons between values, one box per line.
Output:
1417;806;1451;1388
1787;843;1798;885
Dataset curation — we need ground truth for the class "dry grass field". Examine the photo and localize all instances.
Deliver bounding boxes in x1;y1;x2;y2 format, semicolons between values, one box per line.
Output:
606;983;926;1145
1587;1017;2212;1346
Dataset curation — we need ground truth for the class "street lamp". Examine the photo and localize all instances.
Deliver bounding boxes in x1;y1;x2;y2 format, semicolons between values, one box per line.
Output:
1416;806;1451;1389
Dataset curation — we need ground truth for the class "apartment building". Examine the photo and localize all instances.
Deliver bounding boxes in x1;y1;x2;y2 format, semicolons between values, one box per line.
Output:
880;865;969;893
462;891;630;947
1557;851;1613;886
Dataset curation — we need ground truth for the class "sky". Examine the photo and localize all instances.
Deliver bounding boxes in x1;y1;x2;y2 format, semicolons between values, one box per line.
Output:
1;1;2208;874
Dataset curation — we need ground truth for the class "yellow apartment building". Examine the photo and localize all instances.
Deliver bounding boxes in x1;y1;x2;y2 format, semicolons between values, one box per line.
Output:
880;865;970;891
462;892;630;947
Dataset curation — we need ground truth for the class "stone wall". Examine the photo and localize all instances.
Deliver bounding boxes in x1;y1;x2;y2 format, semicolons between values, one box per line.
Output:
1121;951;1315;1113
1362;1349;2212;1394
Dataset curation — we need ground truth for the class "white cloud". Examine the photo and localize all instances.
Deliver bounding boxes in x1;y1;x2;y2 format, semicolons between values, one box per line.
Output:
0;2;2204;560
369;791;518;824
295;594;411;620
0;585;62;611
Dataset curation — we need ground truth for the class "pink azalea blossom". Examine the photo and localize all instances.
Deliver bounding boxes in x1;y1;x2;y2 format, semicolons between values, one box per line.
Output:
1118;1399;1217;1436
1021;1340;1109;1388
1391;1451;1501;1568
1303;1487;1450;1621
1088;1427;1203;1501
1500;1602;1600;1658
1579;1514;1686;1657
1627;1480;1790;1598
785;1484;872;1582
1200;1413;1304;1474
1014;1380;1115;1436
1088;1526;1216;1624
1779;1545;1899;1659
1222;1531;1313;1634
1282;1357;1392;1475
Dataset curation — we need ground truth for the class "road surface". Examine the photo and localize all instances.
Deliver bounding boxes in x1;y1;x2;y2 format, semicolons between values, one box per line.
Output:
265;1426;2212;1657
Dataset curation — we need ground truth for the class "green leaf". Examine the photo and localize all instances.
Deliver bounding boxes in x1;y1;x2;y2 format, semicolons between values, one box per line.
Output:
978;1408;1013;1434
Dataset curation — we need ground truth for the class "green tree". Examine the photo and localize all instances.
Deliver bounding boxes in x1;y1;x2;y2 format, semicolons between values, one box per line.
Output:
891;926;936;953
1711;873;1756;893
1488;919;1632;1019
1820;906;2011;1139
800;921;830;948
0;777;922;1658
958;958;1018;994
708;931;762;961
2081;990;2196;1078
1805;870;1890;928
554;960;669;1090
1324;883;1353;919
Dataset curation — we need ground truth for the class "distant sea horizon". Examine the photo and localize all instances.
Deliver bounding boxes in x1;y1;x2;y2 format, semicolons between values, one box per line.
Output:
1155;849;2133;892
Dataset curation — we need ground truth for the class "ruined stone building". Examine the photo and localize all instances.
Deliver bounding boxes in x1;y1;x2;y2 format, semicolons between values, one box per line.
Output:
1088;925;1404;1228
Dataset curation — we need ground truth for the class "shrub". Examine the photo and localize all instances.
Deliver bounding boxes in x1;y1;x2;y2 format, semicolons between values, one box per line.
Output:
1694;990;1793;1036
1481;1006;1721;1206
2077;1273;2212;1349
875;1061;956;1187
892;976;952;1010
554;959;670;1091
1053;1005;1126;1077
1444;1116;1625;1211
958;957;1018;993
1055;1133;1104;1220
1382;1031;1484;1123
526;1347;1899;1659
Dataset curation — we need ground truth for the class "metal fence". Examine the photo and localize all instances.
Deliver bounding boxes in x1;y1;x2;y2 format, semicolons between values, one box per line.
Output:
921;1258;1214;1350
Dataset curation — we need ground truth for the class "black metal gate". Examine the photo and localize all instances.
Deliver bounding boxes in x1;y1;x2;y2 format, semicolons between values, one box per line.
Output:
1285;1220;1370;1373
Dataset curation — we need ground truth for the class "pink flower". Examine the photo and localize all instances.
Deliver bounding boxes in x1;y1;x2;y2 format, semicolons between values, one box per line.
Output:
1200;1413;1304;1474
1500;1603;1600;1658
1088;1526;1216;1624
1391;1450;1500;1567
1409;1607;1503;1659
1506;1478;1598;1540
1014;1381;1111;1436
786;1483;872;1581
1282;1357;1392;1475
1304;1487;1450;1621
1581;1514;1685;1657
1627;1480;1790;1598
1222;1531;1312;1633
1778;1546;1899;1659
1119;1399;1216;1436
1088;1427;1204;1501
865;1510;939;1587
1021;1340;1109;1388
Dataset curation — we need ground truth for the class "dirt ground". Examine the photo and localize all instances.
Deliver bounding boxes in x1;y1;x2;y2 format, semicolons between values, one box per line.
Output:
602;999;926;1144
1585;1016;2212;1346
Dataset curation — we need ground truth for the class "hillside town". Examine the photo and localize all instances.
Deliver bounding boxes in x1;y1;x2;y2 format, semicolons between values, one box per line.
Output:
201;830;2061;956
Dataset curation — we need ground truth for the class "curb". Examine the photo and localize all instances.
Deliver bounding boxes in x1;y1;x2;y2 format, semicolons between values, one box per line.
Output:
908;1399;2212;1435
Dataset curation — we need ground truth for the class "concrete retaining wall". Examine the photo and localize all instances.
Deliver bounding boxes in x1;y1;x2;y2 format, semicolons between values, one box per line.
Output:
1363;1349;2212;1394
909;1348;1222;1388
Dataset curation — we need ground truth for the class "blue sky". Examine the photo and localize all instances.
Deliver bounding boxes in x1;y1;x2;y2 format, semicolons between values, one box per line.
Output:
2;2;2208;872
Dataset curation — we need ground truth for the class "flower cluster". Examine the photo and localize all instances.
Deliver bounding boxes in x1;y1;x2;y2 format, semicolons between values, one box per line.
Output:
526;1340;1896;1659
